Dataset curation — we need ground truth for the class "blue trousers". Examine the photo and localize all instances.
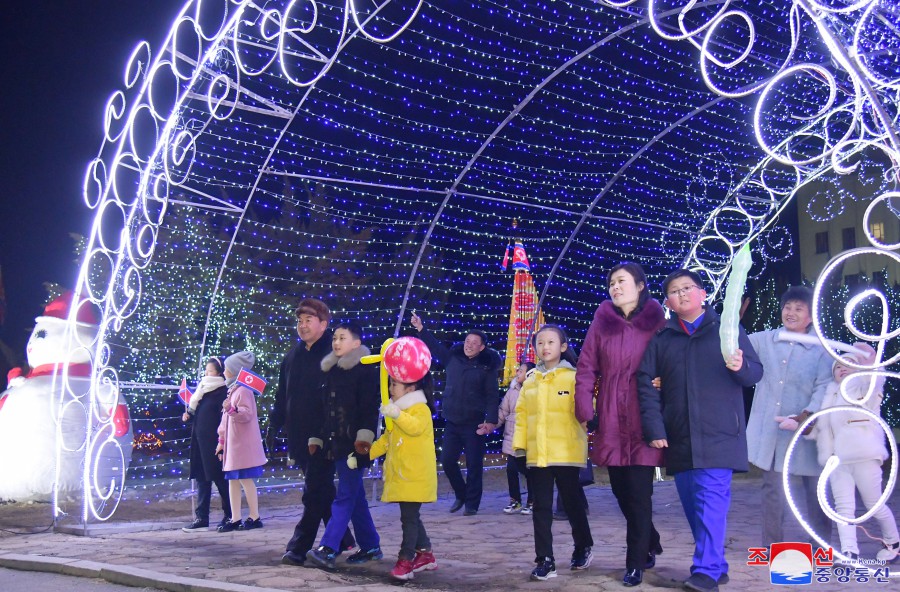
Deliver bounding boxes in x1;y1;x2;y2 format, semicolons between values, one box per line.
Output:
320;458;380;552
674;468;732;580
440;421;485;511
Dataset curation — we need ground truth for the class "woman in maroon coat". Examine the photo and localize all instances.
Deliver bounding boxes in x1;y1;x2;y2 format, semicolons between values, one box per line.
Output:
574;263;666;587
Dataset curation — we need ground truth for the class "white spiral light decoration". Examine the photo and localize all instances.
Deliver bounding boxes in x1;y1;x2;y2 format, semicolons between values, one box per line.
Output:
68;0;424;524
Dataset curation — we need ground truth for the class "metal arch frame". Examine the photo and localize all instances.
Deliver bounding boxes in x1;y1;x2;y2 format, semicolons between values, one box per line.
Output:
392;1;734;337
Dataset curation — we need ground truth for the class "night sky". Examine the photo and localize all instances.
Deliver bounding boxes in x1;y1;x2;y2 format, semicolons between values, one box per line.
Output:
0;1;185;354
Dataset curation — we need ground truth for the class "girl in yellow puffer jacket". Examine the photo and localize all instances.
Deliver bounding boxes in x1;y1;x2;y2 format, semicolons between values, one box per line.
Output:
514;325;593;581
370;372;438;581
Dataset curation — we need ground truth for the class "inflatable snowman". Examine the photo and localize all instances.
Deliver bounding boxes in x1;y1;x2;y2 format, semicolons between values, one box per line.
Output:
0;292;132;502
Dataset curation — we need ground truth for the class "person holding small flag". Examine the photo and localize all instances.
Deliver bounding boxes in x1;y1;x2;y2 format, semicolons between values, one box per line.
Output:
215;351;268;532
181;356;232;532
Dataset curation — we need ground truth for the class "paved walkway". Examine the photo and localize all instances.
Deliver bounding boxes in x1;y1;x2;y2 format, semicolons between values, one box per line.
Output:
0;470;898;591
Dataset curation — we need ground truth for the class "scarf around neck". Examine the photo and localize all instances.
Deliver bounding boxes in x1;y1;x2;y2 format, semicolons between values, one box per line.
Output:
189;375;226;411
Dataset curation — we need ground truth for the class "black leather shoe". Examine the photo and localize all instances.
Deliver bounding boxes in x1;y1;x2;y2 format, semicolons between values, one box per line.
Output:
646;542;663;569
281;551;305;567
217;519;242;533
463;508;478;516
623;568;643;587
449;498;464;513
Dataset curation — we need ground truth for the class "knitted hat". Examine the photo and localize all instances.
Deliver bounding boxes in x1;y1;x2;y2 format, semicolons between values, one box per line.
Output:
834;342;877;371
225;351;255;376
295;298;331;322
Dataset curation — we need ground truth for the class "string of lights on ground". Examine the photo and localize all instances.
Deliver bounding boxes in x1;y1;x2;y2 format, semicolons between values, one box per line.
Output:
61;1;900;516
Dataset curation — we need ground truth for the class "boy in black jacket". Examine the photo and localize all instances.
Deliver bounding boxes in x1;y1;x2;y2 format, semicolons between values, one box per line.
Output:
307;322;383;570
638;270;763;592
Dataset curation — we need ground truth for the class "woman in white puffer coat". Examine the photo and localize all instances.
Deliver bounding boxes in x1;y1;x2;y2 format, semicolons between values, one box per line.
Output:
809;343;899;563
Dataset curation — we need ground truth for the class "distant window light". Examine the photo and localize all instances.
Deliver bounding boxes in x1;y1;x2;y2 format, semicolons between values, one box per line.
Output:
842;227;856;250
815;231;829;254
871;222;885;241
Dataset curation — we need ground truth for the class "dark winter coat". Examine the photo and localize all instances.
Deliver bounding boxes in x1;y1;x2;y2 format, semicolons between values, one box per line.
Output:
308;345;380;468
269;330;333;466
575;300;666;467
188;385;228;481
418;330;501;426
637;307;763;475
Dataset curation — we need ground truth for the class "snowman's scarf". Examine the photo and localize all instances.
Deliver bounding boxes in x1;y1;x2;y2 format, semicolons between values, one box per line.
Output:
188;375;226;412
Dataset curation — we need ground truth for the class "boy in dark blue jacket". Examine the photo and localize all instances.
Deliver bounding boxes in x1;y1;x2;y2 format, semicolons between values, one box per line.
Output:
638;270;763;592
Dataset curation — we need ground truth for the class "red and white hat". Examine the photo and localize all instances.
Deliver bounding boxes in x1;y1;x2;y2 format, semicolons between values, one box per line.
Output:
38;291;99;326
383;337;432;383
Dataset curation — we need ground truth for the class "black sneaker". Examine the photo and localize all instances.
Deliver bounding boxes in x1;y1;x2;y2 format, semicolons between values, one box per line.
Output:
346;546;383;564
217;519;242;533
307;546;339;571
242;517;263;530
531;557;557;581
181;519;209;532
570;546;593;570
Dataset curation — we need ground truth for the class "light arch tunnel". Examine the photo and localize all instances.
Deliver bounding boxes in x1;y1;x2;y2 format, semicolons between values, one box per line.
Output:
61;0;899;515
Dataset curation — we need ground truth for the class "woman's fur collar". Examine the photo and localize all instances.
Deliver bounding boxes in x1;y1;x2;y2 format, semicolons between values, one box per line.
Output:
392;389;428;410
595;298;665;333
321;345;371;372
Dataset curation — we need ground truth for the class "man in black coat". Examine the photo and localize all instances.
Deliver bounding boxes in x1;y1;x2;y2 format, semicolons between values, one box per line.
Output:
638;270;763;592
411;312;500;515
269;298;355;566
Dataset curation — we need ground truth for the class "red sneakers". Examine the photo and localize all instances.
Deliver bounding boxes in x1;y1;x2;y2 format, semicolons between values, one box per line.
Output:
412;550;438;572
391;558;416;580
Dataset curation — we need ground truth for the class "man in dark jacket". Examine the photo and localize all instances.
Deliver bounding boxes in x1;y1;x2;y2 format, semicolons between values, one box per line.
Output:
270;298;354;566
637;270;763;592
411;312;501;515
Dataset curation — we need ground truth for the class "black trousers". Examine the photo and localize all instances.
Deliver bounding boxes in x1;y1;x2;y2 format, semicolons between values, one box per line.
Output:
506;454;533;503
608;465;660;570
398;502;431;560
441;421;485;511
195;477;231;522
530;466;593;560
285;452;356;555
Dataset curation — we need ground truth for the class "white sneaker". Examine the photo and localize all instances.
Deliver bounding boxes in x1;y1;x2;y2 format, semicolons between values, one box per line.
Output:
503;500;522;514
876;542;899;563
521;503;533;515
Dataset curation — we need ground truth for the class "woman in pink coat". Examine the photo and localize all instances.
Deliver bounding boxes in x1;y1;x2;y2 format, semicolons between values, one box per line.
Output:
574;263;666;587
215;351;268;532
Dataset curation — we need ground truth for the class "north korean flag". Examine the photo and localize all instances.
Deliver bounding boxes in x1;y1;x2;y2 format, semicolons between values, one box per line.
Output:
236;368;267;393
177;377;193;406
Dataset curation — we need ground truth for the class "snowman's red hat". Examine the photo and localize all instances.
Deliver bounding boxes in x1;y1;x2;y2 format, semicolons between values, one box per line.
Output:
40;291;99;326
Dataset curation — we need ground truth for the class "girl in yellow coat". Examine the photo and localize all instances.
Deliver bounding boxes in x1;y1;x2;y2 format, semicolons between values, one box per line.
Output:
370;372;438;581
514;325;593;581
